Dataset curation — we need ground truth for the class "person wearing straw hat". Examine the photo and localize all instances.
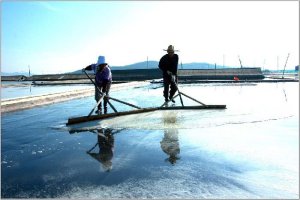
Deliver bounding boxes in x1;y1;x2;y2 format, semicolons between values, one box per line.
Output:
158;45;179;103
83;55;112;114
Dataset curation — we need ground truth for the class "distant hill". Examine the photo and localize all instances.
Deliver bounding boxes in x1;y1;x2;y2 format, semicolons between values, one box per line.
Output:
111;61;159;70
2;61;258;76
1;71;31;76
69;61;239;74
263;69;297;73
111;61;235;70
111;61;238;70
179;62;231;70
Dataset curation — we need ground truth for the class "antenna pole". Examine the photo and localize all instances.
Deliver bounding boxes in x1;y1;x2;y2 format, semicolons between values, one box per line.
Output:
282;53;290;79
262;59;266;71
28;65;31;77
238;55;243;68
147;56;149;79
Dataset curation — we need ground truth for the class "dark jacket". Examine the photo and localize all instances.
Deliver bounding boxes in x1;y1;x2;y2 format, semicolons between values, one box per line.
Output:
158;54;179;77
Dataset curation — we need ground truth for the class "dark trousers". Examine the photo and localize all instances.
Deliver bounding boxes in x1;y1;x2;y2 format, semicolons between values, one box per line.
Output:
95;81;111;112
163;75;178;101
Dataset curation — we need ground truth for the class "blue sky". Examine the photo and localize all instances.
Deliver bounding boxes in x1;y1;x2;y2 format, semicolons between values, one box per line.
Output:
1;1;299;74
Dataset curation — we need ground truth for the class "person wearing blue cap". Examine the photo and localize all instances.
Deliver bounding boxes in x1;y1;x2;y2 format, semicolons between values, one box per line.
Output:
84;55;112;114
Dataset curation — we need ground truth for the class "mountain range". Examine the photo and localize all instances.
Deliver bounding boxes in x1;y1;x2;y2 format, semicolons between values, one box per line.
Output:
2;61;258;76
111;61;228;70
69;61;238;74
1;71;32;76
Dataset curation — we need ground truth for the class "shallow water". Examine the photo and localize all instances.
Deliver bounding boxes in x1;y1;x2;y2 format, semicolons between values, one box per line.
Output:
1;82;299;198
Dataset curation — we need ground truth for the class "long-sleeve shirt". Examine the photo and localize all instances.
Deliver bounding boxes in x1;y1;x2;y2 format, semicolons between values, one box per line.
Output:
85;64;112;85
158;54;179;77
96;66;112;85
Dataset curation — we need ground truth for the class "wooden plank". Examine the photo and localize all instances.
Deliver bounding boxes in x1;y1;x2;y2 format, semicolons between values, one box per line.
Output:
88;95;105;116
83;70;142;110
67;108;157;125
179;92;206;106
66;105;226;125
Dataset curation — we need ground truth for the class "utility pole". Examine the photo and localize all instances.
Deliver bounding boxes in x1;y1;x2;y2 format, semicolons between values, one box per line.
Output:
262;59;266;71
282;53;290;79
238;55;243;68
215;63;217;79
28;65;31;77
277;56;279;71
147;56;149;79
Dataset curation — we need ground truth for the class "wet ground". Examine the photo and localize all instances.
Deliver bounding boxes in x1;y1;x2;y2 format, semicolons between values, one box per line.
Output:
1;82;299;198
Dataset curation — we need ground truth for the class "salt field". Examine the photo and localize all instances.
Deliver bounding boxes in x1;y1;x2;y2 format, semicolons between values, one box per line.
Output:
1;81;93;100
1;82;299;198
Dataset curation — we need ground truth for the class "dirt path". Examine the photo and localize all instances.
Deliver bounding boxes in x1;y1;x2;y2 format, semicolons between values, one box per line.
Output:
1;81;149;113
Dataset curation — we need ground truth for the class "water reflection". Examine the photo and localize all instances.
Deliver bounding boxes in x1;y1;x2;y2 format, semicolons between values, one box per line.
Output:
160;110;180;165
160;129;180;164
282;88;288;102
86;128;115;172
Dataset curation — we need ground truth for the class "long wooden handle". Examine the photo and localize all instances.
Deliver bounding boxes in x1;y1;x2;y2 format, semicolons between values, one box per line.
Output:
83;69;141;110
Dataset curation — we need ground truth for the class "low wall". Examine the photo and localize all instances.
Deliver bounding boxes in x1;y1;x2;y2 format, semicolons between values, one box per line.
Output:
178;68;264;80
1;75;27;81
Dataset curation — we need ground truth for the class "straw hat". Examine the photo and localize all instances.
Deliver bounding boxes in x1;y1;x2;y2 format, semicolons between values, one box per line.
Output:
96;56;106;66
163;45;179;52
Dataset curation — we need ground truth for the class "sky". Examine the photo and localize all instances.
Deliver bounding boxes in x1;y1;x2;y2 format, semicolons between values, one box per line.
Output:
1;1;299;74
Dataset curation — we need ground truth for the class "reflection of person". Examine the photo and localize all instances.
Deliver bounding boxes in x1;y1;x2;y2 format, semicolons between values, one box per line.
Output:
160;111;180;165
87;129;114;172
158;45;179;103
83;55;112;114
160;129;180;165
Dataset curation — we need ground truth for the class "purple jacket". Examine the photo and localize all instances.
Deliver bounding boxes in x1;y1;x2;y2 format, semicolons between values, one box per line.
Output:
90;64;112;85
85;64;112;85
